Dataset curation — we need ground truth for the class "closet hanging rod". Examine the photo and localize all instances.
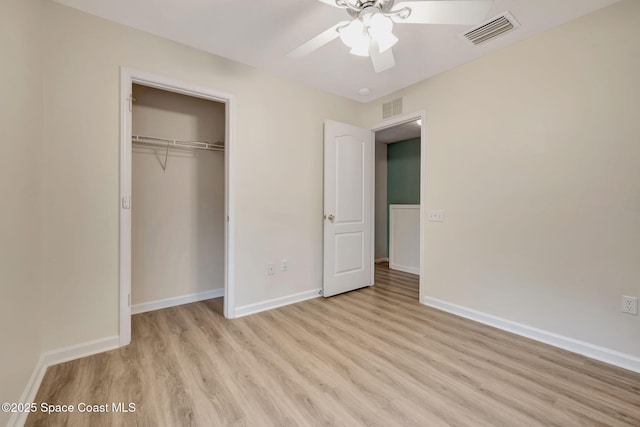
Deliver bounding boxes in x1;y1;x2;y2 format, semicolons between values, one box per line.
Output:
132;135;224;152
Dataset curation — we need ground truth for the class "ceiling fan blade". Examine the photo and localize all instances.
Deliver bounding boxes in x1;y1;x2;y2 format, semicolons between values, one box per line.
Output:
287;21;349;59
370;40;395;73
317;0;341;7
392;0;493;25
317;0;357;8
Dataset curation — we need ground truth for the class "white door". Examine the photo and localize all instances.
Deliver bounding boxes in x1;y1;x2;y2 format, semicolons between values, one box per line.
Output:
323;120;374;297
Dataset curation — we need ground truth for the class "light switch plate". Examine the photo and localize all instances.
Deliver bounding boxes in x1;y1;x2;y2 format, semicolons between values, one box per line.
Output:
428;209;444;222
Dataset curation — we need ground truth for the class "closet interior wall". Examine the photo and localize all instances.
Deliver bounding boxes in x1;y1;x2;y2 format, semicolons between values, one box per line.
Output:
131;84;225;307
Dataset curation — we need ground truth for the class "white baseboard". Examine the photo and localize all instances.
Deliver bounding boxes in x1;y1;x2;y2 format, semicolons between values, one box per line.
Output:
423;297;640;374
41;335;121;367
389;263;420;275
8;354;47;427
132;288;224;315
8;335;120;427
234;288;321;318
375;258;389;263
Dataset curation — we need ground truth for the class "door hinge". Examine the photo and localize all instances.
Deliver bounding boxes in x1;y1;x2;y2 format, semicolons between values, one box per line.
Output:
127;94;135;112
128;293;131;307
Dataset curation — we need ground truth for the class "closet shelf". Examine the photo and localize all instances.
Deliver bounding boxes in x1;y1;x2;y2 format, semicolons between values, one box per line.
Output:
132;135;224;152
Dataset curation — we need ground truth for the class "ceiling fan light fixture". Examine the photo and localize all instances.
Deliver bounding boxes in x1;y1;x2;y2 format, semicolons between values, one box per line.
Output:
339;12;398;57
375;31;398;53
339;19;370;55
369;13;393;35
338;19;361;46
369;13;397;53
349;41;370;56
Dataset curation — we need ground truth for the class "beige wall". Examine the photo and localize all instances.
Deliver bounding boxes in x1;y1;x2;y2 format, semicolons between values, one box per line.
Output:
363;0;640;357
0;0;43;424
131;85;225;304
39;0;363;350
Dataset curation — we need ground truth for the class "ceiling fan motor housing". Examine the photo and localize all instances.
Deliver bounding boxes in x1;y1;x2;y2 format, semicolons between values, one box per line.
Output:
359;6;379;23
346;0;396;17
346;0;411;21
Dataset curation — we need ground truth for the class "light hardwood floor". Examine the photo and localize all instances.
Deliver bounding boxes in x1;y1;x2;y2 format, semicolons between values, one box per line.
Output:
28;264;640;426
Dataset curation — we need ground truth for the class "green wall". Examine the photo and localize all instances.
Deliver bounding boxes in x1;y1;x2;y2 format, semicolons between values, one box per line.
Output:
387;137;421;252
387;137;421;205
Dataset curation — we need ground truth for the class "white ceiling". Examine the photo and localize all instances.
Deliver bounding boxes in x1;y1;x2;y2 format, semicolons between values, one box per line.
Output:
52;0;620;102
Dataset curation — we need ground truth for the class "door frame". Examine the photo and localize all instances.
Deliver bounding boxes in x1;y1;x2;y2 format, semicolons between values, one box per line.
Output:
119;67;237;346
371;110;426;300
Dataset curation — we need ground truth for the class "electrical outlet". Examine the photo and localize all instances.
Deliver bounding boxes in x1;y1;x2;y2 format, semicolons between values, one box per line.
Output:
267;264;275;275
281;259;288;271
621;295;638;315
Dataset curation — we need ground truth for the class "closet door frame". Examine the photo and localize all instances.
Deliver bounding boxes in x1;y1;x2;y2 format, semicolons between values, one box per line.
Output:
119;67;236;346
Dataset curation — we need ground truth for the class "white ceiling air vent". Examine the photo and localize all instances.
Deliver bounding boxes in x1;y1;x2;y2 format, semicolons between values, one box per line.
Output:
382;97;403;119
459;11;520;46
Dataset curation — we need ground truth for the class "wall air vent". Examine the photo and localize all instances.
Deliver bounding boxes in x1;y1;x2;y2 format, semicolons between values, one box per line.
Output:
460;11;520;46
382;97;403;119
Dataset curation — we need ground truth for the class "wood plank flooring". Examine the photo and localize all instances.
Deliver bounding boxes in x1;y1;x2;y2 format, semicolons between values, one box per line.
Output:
27;264;640;426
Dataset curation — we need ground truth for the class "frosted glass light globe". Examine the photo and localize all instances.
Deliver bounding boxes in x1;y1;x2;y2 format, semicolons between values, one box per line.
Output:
368;13;398;53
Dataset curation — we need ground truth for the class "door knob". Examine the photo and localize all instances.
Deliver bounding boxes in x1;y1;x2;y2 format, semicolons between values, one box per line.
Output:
325;214;335;221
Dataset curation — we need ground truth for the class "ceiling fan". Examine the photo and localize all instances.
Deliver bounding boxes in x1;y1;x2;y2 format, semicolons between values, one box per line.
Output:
288;0;493;72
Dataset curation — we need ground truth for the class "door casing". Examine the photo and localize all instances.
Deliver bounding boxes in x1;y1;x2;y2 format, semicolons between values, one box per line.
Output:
119;67;237;346
371;111;426;300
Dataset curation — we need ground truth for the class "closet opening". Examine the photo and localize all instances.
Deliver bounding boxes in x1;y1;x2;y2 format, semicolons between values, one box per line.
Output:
120;69;236;346
131;83;226;310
